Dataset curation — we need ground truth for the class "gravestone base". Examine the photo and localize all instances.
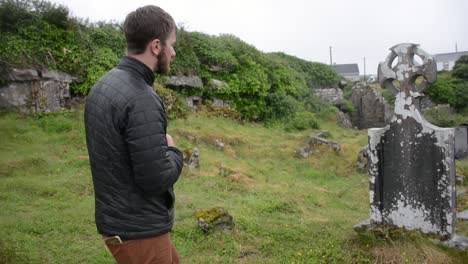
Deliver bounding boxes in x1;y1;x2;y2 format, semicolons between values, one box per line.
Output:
354;219;468;250
431;235;468;250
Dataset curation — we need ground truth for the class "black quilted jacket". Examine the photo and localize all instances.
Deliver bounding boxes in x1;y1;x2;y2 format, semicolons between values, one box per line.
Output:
84;56;183;240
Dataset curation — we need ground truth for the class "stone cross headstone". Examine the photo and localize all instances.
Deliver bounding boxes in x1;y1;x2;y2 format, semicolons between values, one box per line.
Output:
365;43;456;238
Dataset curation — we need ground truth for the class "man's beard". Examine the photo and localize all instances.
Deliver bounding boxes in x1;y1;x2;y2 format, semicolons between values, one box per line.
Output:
154;49;170;75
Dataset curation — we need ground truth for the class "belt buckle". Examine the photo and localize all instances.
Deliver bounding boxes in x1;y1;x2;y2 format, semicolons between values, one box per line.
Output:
104;235;123;244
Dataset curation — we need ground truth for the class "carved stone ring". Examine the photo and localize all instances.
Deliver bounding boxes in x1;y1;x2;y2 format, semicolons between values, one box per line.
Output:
378;43;437;95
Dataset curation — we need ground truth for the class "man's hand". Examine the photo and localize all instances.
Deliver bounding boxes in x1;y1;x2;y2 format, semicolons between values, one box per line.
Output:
166;134;175;147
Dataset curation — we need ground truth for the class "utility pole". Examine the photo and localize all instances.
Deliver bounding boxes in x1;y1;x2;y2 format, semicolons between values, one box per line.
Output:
455;42;458;52
329;46;333;66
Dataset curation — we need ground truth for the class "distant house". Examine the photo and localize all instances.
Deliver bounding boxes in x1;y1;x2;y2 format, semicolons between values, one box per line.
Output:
434;51;468;71
333;63;360;81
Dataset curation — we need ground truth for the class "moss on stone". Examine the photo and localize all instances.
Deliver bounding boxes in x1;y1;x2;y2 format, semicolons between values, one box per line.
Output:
195;207;228;222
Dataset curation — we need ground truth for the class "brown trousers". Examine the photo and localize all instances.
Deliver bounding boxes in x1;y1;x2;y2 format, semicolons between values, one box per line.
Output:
105;233;180;264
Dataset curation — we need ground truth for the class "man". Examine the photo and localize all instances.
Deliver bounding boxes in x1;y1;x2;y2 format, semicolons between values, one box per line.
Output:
84;5;183;264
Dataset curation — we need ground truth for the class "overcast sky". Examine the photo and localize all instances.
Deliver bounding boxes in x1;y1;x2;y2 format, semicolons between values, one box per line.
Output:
52;0;468;75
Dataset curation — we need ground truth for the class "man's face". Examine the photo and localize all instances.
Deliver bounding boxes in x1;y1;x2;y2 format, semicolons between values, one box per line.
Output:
155;30;176;74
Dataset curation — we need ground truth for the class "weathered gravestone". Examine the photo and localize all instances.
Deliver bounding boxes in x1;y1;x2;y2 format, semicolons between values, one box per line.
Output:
357;44;457;239
349;84;394;129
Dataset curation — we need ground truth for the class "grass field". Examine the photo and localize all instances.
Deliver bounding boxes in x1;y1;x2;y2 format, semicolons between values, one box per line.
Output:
0;108;467;263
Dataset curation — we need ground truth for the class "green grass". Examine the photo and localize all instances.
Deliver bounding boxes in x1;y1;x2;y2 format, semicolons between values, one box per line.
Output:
0;108;467;263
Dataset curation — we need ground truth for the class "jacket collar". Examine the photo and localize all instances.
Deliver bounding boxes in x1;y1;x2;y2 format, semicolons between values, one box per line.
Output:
117;56;155;86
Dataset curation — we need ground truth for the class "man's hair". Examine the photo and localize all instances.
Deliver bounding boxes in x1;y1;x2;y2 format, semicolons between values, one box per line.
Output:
123;5;176;54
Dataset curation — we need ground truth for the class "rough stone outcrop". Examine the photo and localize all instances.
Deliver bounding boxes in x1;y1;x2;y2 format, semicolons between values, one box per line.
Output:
0;68;75;113
165;76;203;89
337;111;353;128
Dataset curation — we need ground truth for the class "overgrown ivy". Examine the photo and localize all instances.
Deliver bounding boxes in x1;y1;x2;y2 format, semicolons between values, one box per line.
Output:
0;0;342;123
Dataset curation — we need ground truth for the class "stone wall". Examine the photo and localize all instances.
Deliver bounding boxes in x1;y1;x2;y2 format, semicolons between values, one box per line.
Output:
313;87;343;105
0;68;74;113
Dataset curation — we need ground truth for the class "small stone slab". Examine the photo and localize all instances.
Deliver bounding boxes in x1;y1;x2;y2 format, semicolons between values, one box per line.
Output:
457;210;468;221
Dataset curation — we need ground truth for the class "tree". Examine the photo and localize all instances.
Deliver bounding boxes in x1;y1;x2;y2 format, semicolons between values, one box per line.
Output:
452;55;468;80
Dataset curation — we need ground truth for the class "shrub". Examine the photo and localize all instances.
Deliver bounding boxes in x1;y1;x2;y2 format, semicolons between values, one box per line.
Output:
72;47;120;94
153;84;188;120
452;55;468;80
267;52;340;88
262;92;303;121
0;0;348;124
380;88;396;105
170;29;201;76
425;74;468;112
339;99;356;114
286;111;320;131
424;105;467;127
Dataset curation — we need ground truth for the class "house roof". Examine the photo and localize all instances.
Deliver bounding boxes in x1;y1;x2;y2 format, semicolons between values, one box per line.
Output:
333;64;359;75
434;51;468;63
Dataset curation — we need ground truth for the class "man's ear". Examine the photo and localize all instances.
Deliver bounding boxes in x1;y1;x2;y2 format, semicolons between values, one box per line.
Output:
150;39;161;56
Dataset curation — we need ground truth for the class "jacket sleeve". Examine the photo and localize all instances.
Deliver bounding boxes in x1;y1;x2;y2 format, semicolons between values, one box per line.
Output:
124;93;183;195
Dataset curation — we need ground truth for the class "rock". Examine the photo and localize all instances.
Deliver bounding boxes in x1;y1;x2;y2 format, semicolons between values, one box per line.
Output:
5;68;40;81
195;207;234;234
297;136;340;158
211;98;230;108
456;175;465;185
316;131;331;139
209;65;223;72
295;147;312;158
356;145;369;172
458;210;468;220
313;87;343;105
337;111;353;128
165;76;203;89
214;139;225;150
218;163;234;177
183;147;200;169
41;69;75;82
207;79;226;90
306;136;341;152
